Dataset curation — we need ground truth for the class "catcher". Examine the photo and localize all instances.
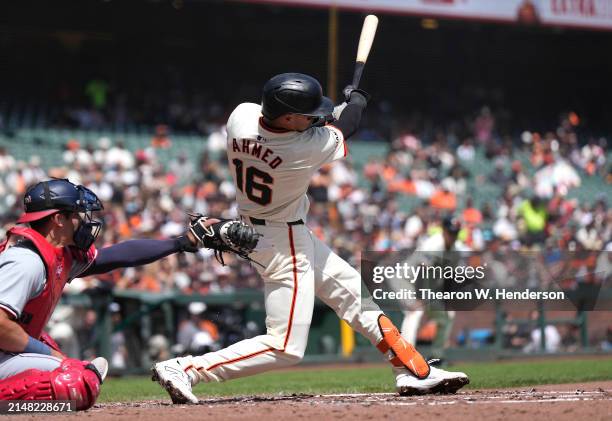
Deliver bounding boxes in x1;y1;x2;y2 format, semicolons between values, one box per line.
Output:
0;178;259;410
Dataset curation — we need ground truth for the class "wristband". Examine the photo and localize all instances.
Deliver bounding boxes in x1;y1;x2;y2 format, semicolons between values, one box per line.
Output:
176;235;198;253
24;336;52;355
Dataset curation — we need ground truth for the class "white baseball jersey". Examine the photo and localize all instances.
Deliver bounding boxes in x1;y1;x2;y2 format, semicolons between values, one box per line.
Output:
174;101;467;394
226;103;346;222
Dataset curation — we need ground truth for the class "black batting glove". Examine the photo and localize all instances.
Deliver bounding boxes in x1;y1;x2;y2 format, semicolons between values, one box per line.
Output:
343;85;371;106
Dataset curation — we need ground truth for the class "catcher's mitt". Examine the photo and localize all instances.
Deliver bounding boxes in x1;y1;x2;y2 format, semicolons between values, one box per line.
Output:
188;213;261;265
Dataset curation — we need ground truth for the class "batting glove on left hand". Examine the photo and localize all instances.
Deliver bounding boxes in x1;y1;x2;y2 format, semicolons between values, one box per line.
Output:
343;85;371;105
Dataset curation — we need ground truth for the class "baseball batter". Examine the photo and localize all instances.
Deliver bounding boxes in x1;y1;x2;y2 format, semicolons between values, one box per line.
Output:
153;73;469;403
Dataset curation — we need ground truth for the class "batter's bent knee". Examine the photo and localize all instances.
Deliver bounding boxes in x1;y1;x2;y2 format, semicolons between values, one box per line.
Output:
276;349;304;366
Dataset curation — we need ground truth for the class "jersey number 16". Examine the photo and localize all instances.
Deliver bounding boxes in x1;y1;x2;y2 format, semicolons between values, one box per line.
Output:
232;159;273;205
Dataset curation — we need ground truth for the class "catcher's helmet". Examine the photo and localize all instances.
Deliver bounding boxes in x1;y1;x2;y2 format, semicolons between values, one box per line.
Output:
18;179;104;250
18;179;103;223
261;73;334;120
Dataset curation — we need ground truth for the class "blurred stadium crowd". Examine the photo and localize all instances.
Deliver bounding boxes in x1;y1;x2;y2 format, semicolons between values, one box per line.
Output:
0;95;610;365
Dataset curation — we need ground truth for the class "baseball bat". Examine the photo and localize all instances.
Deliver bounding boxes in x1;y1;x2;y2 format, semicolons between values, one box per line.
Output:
351;14;379;89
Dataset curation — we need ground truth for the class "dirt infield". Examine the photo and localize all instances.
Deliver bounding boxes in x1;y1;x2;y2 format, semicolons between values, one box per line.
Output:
8;381;612;420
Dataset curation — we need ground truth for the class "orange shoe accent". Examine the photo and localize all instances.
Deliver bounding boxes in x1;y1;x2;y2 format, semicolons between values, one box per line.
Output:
376;315;430;379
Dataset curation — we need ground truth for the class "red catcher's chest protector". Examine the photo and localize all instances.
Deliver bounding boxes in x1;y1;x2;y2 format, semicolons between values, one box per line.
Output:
0;227;79;339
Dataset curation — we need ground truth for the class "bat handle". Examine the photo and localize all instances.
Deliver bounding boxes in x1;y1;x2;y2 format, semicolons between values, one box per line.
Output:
352;61;365;89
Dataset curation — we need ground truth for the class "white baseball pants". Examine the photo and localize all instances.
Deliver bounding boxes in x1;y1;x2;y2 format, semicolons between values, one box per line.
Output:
190;222;384;382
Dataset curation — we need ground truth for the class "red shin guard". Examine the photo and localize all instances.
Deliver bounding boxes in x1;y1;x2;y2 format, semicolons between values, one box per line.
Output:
0;358;102;410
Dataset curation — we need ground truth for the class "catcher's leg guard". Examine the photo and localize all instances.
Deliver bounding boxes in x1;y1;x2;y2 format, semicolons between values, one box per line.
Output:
376;315;430;379
0;358;103;411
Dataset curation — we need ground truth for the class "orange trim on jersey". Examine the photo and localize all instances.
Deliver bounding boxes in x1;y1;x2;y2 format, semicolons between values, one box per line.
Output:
284;225;299;349
204;225;300;373
259;117;292;134
205;347;276;372
325;124;348;157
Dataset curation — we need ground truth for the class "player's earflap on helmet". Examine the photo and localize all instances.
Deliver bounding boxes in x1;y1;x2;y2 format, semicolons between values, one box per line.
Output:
261;73;334;121
18;178;104;250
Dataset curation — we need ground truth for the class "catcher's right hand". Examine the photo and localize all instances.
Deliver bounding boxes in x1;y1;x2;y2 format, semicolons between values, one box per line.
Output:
188;214;261;262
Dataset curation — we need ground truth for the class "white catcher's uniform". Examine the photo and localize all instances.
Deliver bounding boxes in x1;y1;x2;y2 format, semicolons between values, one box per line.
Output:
187;103;384;381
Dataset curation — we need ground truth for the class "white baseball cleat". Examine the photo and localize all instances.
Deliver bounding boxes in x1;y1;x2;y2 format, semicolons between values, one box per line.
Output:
151;357;199;404
90;357;109;382
395;360;469;396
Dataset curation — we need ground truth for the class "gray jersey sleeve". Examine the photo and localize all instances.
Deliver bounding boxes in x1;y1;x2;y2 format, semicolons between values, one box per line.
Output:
308;125;346;167
0;246;46;319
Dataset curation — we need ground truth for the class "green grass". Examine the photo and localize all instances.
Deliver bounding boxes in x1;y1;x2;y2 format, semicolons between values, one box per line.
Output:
99;358;612;402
